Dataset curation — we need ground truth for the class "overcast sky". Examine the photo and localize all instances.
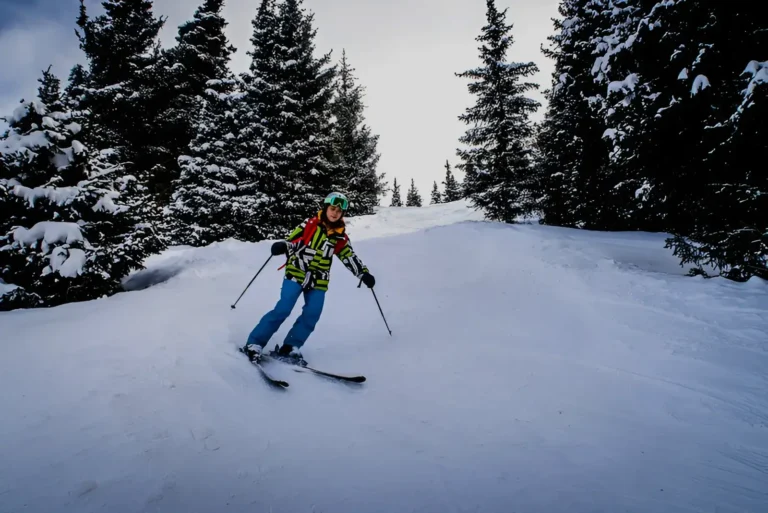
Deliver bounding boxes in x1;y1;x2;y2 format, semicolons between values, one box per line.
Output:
0;0;559;202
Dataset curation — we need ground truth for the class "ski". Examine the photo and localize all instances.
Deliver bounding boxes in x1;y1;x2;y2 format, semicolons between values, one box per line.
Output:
262;354;366;383
238;348;289;389
296;365;366;383
255;361;290;389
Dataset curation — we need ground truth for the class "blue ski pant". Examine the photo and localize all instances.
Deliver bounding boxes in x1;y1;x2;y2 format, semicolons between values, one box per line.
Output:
247;279;326;349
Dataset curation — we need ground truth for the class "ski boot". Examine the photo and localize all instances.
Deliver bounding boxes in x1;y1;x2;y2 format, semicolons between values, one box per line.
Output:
271;343;308;367
242;343;263;362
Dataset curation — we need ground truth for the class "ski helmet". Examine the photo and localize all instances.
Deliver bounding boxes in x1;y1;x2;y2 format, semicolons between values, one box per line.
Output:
323;192;349;211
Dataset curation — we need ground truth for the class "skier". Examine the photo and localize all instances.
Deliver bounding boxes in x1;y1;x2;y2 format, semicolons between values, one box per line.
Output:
242;192;375;364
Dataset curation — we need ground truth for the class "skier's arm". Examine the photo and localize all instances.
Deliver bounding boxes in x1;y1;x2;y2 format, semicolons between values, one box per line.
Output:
336;237;369;277
285;221;306;243
283;219;310;256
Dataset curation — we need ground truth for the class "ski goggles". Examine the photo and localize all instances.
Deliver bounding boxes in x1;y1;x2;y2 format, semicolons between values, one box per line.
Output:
324;192;349;211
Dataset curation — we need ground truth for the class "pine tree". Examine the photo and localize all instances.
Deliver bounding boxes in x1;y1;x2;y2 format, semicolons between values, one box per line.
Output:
330;50;386;216
589;1;767;280
442;160;462;202
456;0;540;223
231;0;279;241
165;0;236;103
0;69;156;310
162;0;239;246
64;64;88;111
74;0;170;228
535;0;612;229
238;0;336;239
390;177;403;207
406;179;422;207
159;0;237;230
589;0;711;232
664;6;768;281
430;181;443;204
37;67;65;109
166;77;242;246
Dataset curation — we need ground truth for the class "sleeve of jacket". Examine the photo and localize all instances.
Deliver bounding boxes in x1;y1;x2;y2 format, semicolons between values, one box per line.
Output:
336;236;369;277
284;218;309;257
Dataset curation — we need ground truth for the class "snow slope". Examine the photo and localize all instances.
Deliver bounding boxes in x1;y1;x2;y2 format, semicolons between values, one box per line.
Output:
1;201;767;513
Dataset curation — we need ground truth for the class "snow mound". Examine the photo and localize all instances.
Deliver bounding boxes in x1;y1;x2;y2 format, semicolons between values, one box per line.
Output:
1;203;767;513
346;199;486;240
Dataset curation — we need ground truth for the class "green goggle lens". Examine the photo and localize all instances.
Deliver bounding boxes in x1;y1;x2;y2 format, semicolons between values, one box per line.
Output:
327;196;348;210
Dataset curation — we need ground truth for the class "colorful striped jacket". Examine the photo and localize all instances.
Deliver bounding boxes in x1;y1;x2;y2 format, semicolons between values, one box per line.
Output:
282;212;368;291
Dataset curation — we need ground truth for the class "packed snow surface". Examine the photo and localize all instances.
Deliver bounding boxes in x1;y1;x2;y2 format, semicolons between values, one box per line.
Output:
1;201;767;513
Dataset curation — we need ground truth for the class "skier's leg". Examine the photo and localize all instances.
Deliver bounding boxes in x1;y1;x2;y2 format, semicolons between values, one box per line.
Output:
283;287;326;349
246;279;302;347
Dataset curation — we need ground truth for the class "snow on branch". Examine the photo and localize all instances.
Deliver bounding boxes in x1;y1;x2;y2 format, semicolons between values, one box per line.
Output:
607;73;639;95
731;60;768;122
7;100;46;124
691;75;711;95
47;247;86;278
93;191;127;214
0;279;19;296
743;60;768;97
0;130;51;158
12;183;81;207
13;221;83;247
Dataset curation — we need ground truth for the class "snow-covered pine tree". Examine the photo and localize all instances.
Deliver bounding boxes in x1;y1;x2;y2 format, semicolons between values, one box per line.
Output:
584;0;648;230
231;0;279;242
430;181;443;205
166;77;242;246
159;0;237;228
161;0;239;246
64;64;88;111
442;160;462;202
164;0;236;119
589;1;766;280
74;0;170;227
390;177;403;207
272;0;335;223
456;0;540;223
591;0;717;232
664;5;768;281
330;50;385;216
406;179;422;207
535;0;612;229
0;69;156;311
238;0;336;239
36;67;66;112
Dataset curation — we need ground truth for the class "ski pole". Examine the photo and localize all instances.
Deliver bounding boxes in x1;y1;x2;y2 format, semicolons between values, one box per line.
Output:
231;255;272;309
358;278;392;336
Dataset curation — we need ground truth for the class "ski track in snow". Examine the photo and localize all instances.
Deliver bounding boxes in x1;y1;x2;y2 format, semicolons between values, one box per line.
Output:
1;201;767;513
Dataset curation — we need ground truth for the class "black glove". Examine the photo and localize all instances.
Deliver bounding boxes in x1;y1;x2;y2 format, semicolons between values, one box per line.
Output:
361;272;375;288
271;241;288;256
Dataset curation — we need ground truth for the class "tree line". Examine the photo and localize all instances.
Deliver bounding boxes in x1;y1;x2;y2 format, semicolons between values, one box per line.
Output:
457;0;766;282
388;161;463;207
1;0;764;312
0;0;385;310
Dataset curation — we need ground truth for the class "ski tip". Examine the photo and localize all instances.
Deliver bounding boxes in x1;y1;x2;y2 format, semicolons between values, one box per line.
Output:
299;367;367;383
